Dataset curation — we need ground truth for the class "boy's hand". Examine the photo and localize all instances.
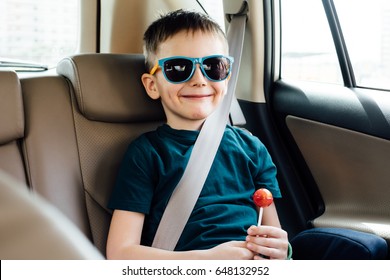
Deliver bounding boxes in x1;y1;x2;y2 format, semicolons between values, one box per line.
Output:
207;241;256;260
245;225;289;260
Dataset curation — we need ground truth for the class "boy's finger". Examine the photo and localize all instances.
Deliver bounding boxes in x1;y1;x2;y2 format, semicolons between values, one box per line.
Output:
248;225;287;239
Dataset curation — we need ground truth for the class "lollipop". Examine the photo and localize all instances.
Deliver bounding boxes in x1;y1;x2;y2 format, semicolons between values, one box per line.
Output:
253;188;273;226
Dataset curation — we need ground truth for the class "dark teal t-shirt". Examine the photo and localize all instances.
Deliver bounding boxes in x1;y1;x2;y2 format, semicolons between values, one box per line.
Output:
108;124;281;251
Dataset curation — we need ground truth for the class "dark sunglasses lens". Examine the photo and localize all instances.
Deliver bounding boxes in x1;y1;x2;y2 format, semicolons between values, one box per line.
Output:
202;57;231;81
163;58;193;82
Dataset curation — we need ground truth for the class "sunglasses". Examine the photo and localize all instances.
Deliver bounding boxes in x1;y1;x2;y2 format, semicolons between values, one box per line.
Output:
149;55;234;84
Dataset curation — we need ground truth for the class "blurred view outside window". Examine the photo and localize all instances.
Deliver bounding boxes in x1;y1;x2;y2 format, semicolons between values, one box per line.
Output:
334;0;390;90
0;0;79;68
280;0;343;84
281;0;390;91
198;0;225;29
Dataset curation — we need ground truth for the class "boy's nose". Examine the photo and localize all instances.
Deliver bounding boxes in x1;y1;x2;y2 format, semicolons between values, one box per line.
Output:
189;64;207;86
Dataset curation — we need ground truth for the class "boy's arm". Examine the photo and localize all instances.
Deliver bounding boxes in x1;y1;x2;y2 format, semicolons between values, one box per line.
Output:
261;203;281;228
106;209;255;260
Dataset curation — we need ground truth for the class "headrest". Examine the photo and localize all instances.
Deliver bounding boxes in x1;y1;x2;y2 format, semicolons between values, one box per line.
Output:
56;54;164;123
0;71;24;144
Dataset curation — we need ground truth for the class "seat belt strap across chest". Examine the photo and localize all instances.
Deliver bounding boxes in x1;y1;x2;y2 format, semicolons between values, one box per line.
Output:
152;7;248;251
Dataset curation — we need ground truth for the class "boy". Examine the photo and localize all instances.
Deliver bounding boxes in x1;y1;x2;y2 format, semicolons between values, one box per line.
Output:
107;9;289;260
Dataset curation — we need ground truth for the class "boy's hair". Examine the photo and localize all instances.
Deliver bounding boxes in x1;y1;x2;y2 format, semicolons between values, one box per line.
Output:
143;9;228;70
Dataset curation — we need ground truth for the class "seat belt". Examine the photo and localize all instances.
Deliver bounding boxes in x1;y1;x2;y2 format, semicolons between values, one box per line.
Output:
152;5;248;251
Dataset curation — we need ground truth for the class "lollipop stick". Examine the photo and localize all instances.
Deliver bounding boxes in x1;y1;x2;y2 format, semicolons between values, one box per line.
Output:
257;207;264;226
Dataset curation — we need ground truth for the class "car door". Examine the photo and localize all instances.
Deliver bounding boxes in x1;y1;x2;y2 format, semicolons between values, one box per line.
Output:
232;0;390;245
273;0;390;243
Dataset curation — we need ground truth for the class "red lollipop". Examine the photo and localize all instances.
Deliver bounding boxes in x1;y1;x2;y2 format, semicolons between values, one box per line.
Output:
253;188;273;226
253;188;273;208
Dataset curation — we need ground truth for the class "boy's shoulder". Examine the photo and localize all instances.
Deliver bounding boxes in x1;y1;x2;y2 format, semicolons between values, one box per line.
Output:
127;124;187;149
225;125;268;150
226;125;253;135
125;127;161;150
225;125;256;141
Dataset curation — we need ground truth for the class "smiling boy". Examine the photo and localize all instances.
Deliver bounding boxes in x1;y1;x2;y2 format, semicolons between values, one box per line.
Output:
106;9;289;260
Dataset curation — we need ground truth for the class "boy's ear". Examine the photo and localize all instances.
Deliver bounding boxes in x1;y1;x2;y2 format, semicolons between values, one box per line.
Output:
141;73;160;100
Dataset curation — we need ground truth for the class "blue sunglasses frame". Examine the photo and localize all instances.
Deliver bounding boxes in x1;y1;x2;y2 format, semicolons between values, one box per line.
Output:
149;55;234;84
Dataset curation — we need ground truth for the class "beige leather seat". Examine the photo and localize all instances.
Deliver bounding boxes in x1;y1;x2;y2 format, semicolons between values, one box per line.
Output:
0;170;103;259
21;54;165;255
22;71;93;240
0;71;101;259
0;71;28;185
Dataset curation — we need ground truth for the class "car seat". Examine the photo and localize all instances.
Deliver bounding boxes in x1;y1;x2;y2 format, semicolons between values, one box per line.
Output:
0;169;103;259
0;71;28;185
21;53;165;255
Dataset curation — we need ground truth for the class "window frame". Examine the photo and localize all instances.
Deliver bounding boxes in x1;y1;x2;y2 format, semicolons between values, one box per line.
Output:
321;0;355;87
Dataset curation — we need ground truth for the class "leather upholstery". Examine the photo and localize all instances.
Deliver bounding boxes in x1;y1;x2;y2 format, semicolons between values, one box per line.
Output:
0;71;27;184
0;170;103;260
0;71;24;144
21;54;165;255
56;53;164;122
22;76;92;238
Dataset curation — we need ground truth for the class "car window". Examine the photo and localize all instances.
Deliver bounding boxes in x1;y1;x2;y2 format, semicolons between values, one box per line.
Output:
280;0;343;84
334;0;390;91
0;0;79;69
197;0;225;29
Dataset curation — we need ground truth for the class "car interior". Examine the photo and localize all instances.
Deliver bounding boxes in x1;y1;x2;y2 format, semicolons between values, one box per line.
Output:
1;0;389;260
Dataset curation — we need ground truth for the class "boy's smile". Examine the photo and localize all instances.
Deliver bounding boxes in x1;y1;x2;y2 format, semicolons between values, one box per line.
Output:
177;83;216;100
142;30;229;130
